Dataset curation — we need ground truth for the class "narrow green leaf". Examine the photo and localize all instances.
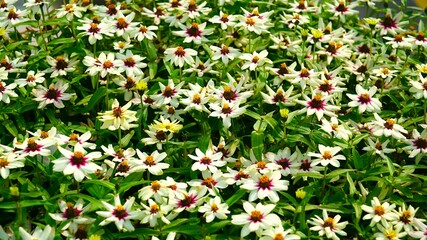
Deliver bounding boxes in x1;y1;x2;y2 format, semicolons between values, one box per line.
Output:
225;189;247;207
251;131;264;160
84;86;107;112
2;120;18;136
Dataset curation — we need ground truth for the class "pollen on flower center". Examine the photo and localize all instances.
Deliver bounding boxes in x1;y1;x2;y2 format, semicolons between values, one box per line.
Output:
116;17;128;29
382;14;396;28
187;22;201;37
174;46;187;58
26;139;41;152
385;230;397;239
374;205;385;216
163;86;175;97
26;75;36;82
274;89;285;102
56;56;68;70
71;151;86;167
144;156;156;166
150;204;159;214
221;103;232;114
125;78;136;90
107;4;117;15
117;160;130;173
45;86;60;100
188;1;197;11
223;86;236;101
179;194;196;208
69;133;79;142
322;150;332;160
300;68;310;78
192;93;201;104
155;130;167;141
221;14;229;23
40;131;49;139
298;0;306;9
277;63;289;75
211;203;219;212
112;106;123;118
358;93;371;104
63;203;81;219
384;119;395;129
245;17;256;26
257;161;267;169
326;42;337;54
113;205;129;220
394;34;403;42
323;217;335;229
399;210;411;224
103;60;114;69
139;25;147;33
319;81;333;92
220;45;230;55
235;170;249;180
151;181;161;192
124;57;135;67
200;156;211;165
258;175;272;189
335;0;348;12
309;94;324;109
252;56;260;63
0;82;4;92
65;4;73;12
375;141;383;150
88;23;100;34
250;210;263;222
416;32;425;41
0;158;9;168
7;8;17;20
274;233;285;240
202;177;217;188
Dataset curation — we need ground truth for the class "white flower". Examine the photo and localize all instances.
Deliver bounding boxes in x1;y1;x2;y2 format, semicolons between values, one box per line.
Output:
374;221;407;240
98;99;138;131
173;22;213;44
77;19;113;45
19;225;54;240
308;145;346;168
199;196;230;223
132;149;169;175
241;170;289;203
231;201;281;238
116;50;147;77
371;113;408;140
52;143;102;182
32;80;73;109
49;199;94;233
45;55;76;78
189;148;225;173
209;11;236;30
210;44;240;65
347;85;382;113
409;74;427;99
0;80;17;103
97;195;143;232
0;152;25;179
296;92;340;121
132;24;158;41
321;117;352;141
308;209;348;240
239;50;272;71
14;70;45;87
209;100;246;129
403;128;427;158
140;198;173;227
362;138;396;159
164;46;197;68
260;225;300;240
361;197;398;227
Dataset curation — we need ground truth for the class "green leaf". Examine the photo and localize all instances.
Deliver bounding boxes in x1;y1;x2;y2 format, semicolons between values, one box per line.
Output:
120;130;134;147
347;172;357;195
112;228;158;238
148;62;157;79
204;220;231;234
143;39;157;61
251;131;264;160
83;179;116;192
83;86;107;112
48;38;75;46
2;120;18;136
225;189;247;207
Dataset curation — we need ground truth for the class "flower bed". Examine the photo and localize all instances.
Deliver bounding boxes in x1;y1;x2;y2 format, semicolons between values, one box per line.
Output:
1;0;427;239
